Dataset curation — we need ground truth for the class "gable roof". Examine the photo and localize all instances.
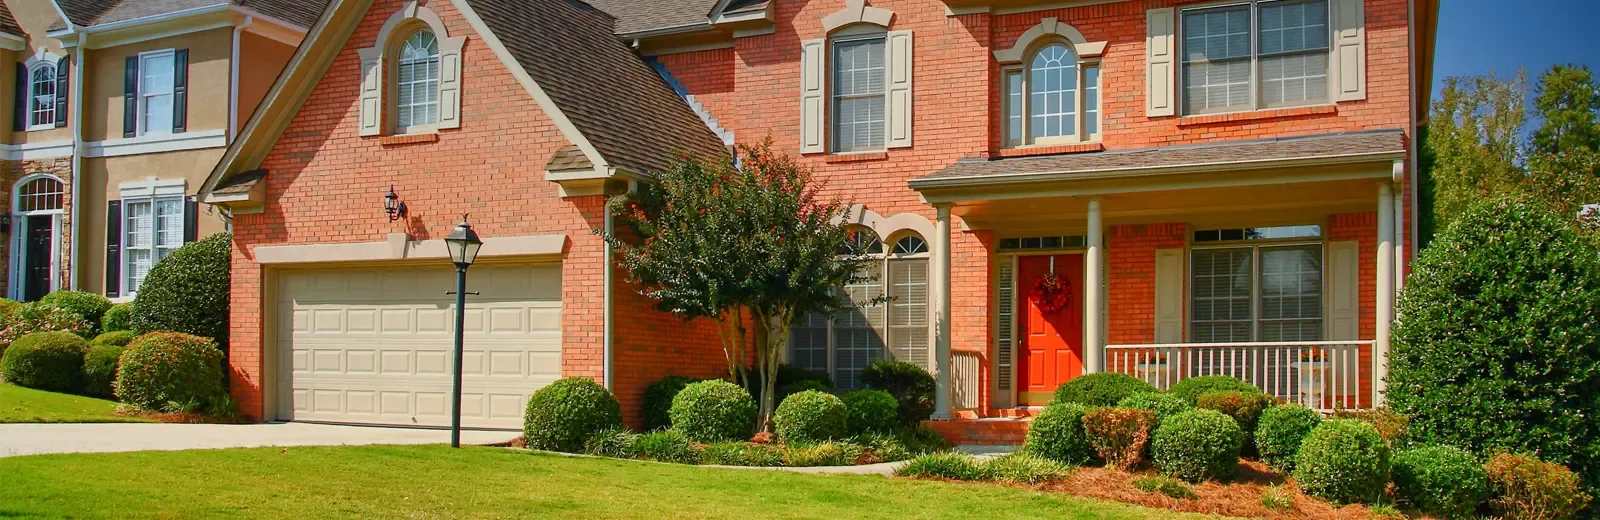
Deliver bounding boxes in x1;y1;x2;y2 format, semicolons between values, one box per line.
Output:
51;0;325;31
0;4;22;38
583;0;718;36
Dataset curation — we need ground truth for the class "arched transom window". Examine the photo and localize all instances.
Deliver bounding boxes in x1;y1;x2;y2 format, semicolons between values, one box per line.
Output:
28;63;55;129
791;228;932;391
15;176;63;213
1005;42;1100;147
395;30;441;132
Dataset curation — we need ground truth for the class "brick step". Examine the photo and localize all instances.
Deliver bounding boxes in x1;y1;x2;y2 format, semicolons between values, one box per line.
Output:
921;418;1032;446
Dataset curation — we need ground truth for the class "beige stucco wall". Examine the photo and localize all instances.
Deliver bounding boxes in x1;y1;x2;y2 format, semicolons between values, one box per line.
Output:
236;31;294;136
76;148;229;295
84;27;232;142
6;0;70;145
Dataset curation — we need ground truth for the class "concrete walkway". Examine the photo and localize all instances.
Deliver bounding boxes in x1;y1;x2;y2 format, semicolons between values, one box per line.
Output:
0;422;520;458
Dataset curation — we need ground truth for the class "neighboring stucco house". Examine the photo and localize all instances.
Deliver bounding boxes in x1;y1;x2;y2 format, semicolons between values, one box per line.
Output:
202;0;1439;434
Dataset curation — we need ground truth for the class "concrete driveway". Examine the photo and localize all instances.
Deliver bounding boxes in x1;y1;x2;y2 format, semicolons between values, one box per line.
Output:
0;422;520;458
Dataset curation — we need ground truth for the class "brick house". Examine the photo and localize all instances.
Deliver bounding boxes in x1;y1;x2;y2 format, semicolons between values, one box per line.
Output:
202;0;1439;432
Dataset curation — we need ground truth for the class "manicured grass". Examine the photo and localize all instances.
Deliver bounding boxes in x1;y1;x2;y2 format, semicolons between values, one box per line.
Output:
0;383;151;423
0;445;1226;519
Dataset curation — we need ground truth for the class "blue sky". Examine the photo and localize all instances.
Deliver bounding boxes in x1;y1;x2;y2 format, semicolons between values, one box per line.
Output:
1432;0;1600;96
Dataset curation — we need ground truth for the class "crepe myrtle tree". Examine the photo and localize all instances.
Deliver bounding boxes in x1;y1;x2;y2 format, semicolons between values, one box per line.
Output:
600;138;881;431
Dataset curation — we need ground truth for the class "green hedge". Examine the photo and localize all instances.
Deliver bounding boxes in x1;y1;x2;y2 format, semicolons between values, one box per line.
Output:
81;344;125;399
1254;404;1322;472
840;389;898;435
773;390;847;444
521;377;622;453
669;379;757;442
1293;419;1392;505
114;332;227;413
1022;402;1096;465
1116;391;1192;421
861;360;935;426
642;375;698;431
1052;372;1156;407
130;233;231;353
39;291;112;333
0;331;90;393
1168;376;1261;405
1392;445;1490;519
92;331;137;347
1150;409;1244;483
100;303;132;333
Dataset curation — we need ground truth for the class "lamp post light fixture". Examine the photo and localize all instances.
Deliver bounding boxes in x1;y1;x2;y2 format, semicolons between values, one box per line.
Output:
384;185;408;222
443;216;482;448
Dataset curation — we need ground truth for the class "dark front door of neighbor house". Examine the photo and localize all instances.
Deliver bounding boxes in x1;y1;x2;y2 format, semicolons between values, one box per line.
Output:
23;215;52;302
1017;254;1085;405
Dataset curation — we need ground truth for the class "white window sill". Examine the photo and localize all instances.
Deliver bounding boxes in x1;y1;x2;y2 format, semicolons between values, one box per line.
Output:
25;124;54;132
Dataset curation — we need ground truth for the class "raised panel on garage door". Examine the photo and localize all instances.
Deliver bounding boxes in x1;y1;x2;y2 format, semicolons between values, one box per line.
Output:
275;264;562;429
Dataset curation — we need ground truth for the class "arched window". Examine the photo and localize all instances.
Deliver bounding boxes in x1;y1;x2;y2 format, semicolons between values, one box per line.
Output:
998;19;1105;148
395;30;441;133
15;175;63;213
28;63;55;130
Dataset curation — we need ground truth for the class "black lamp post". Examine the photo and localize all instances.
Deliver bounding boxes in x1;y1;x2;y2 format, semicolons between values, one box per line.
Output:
443;216;482;448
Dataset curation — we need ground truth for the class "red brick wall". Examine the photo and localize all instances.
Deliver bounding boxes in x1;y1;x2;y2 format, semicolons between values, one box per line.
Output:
1329;211;1378;408
610;275;729;429
1106;223;1187;346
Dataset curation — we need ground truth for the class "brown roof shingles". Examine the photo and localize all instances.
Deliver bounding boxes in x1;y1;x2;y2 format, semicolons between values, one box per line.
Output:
0;4;22;38
583;0;718;35
51;0;326;30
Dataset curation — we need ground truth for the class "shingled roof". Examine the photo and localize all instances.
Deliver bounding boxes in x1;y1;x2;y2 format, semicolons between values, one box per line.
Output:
0;4;22;38
584;0;718;35
51;0;326;31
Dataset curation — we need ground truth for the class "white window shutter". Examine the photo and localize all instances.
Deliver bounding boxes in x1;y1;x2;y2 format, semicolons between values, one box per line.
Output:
1331;0;1367;102
886;30;913;149
1154;248;1184;344
1327;240;1360;341
357;48;382;136
1145;8;1176;117
437;36;467;129
799;38;825;154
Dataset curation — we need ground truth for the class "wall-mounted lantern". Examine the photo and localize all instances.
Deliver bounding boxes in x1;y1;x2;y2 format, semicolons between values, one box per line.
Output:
384;185;408;222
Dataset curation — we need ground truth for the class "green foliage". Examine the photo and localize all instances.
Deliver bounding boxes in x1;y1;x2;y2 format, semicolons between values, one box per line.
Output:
0;302;95;355
631;429;702;464
1392;445;1491;519
1167;376;1261;405
1260;486;1295;511
583;428;638;459
773;390;848;444
1051;372;1156;407
643;375;698;431
981;452;1072;485
113;332;227;414
851;431;914;463
91;331;137;348
1150;409;1244;483
130;233;232;353
0;299;21;318
891;425;952;455
1197;390;1274;457
1292;419;1392;505
669;379;757;442
1390;198;1600;493
839;389;898;435
1115;391;1191;421
861;360;935;426
1254;404;1323;473
1081;407;1157;471
783;441;862;467
700;442;786;467
0;331;90;393
39;291;112;332
1024;402;1097;466
1132;476;1197;500
81;344;125;399
1484;453;1594;520
1532;64;1600;155
100;303;132;333
894;452;986;481
520;377;623;453
1330;408;1412;449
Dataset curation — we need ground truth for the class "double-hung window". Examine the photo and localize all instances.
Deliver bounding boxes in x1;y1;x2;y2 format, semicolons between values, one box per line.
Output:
1181;0;1330;115
831;36;887;153
789;230;930;391
120;180;186;295
138;50;176;135
1189;225;1324;343
28;64;55;130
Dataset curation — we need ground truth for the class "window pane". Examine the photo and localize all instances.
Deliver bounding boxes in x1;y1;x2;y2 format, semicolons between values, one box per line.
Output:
1182;6;1252;114
1005;71;1023;146
1028;44;1077;141
125;201;154;291
789;312;830;375
1084;65;1100;136
1259;0;1329;55
834;264;886;391
30;66;54;127
140;54;175;94
1191;248;1252;343
887;259;929;370
832;37;887;152
396;31;441;131
155;198;184;249
144;94;173;134
1259;245;1323;342
1261;53;1329;106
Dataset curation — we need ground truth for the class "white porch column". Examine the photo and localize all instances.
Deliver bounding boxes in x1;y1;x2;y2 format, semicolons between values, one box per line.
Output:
1084;198;1104;374
1375;182;1396;405
932;204;953;419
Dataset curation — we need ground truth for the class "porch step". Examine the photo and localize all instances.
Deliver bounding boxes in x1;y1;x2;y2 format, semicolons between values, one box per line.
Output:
991;407;1045;418
922;417;1031;446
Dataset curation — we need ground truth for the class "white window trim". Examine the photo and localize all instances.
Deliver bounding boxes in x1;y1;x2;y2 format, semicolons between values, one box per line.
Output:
828;32;889;154
1003;51;1102;148
7;173;66;301
1187;234;1327;344
393;30;441;135
1177;0;1335;117
26;62;55;132
135;49;177;137
119;178;186;296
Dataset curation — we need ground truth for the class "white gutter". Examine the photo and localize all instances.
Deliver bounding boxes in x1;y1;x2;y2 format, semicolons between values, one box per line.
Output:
67;37;85;290
602;189;616;390
47;3;231;38
1407;0;1421;260
229;16;254;143
908;149;1409;190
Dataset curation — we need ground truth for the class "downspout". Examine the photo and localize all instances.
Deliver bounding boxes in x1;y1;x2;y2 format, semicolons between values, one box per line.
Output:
1406;0;1420;266
229;16;254;143
602;186;619;391
67;36;85;290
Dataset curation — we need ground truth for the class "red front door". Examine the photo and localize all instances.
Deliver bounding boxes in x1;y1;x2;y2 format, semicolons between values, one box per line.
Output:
1017;254;1085;405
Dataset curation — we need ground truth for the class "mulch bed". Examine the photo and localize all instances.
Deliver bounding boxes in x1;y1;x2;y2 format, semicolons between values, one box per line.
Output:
1042;461;1376;519
115;410;252;424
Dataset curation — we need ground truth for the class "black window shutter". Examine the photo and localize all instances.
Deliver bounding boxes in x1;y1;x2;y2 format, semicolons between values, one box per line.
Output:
13;62;25;132
123;56;137;137
53;56;67;127
183;198;198;243
106;201;122;299
172;49;187;134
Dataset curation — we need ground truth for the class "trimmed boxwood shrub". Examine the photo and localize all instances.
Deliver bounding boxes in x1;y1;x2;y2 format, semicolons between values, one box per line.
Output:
669;379;757;442
1293;419;1392;505
1331;407;1412;448
840;389;898;434
1197;390;1275;457
632;429;701;464
1254;404;1322;472
1052;372;1156;407
114;332;227;413
748;364;833;406
1484;453;1594;520
81;344;126;399
39;291;112;332
1168;375;1261;405
773;390;848;444
1150;409;1244;482
1082;407;1158;470
101;303;132;333
1116;391;1191;421
92;330;137;347
778;379;831;401
1389;199;1600;495
1392;445;1490;519
643;375;698;431
861;360;935;426
1023;402;1096;465
520;377;622;453
0;331;90;393
130;233;231;353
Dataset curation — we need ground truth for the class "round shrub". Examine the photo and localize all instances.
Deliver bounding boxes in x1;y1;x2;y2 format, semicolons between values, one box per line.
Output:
773;390;848;444
778;379;831;401
0;331;90;393
1197;391;1274;433
81;344;125;399
1168;375;1261;405
1254;404;1323;472
1150;409;1245;482
748;364;833;406
643;375;698;431
114;332;226;413
1082;407;1158;470
101;303;133;333
860;360;935;426
39;291;112;332
0;298;22;318
1293;419;1392;505
840;389;898;434
1052;372;1156;407
92;330;137;347
1392;445;1490;519
1484;453;1594;520
1023;402;1096;465
1117;391;1192;421
669;379;757;442
521;377;623;453
1390;199;1600;494
130;233;231;353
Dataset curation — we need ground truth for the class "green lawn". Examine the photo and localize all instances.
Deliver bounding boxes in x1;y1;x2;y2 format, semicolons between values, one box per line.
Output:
0;383;151;423
0;445;1226;519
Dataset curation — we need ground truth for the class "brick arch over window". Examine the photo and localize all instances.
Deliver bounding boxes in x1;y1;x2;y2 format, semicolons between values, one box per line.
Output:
993;17;1107;63
356;1;466;136
840;204;935;244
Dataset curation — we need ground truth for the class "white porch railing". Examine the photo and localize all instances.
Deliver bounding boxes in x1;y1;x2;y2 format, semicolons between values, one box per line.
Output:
1105;341;1375;411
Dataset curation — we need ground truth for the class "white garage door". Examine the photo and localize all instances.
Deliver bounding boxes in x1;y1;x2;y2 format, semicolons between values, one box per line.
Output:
275;263;562;429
